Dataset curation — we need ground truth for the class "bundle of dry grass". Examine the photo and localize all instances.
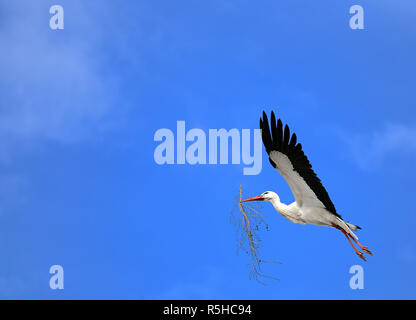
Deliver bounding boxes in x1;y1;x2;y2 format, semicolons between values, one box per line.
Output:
230;185;280;284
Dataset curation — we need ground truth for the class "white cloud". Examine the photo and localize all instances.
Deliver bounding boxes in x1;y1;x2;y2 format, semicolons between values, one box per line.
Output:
345;123;416;169
0;1;125;156
0;1;131;220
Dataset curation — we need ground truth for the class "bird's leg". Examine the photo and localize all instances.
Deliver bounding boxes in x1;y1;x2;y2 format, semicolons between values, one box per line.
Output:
346;233;373;256
341;229;367;261
332;224;366;261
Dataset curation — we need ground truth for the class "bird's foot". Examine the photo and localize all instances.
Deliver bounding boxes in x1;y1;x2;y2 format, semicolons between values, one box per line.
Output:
361;246;373;256
356;251;367;262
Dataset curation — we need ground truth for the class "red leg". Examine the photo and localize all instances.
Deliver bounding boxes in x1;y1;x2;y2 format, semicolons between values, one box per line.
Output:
347;233;373;255
332;224;366;261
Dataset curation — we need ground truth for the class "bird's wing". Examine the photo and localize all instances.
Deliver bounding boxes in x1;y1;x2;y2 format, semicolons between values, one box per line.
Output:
260;111;341;218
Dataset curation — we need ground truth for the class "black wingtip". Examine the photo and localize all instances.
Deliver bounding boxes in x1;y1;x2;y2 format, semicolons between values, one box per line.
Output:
258;110;341;218
284;124;290;136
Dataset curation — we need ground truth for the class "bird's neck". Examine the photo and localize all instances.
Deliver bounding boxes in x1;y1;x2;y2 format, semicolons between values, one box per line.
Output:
270;198;289;215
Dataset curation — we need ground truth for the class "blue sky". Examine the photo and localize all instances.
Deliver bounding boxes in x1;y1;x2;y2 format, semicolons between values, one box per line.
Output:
0;0;415;299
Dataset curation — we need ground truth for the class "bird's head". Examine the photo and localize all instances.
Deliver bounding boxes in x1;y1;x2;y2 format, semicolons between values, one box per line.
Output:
241;191;279;203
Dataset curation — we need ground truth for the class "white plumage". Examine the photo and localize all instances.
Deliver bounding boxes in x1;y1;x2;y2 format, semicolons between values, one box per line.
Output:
241;111;372;261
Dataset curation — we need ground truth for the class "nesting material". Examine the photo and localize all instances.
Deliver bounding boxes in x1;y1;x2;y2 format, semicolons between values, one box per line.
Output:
230;185;280;284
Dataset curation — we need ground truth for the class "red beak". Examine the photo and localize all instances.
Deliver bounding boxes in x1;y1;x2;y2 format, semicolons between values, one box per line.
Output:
240;195;264;203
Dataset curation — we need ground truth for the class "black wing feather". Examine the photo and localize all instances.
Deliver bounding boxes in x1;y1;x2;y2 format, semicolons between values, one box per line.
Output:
276;119;283;150
260;111;340;218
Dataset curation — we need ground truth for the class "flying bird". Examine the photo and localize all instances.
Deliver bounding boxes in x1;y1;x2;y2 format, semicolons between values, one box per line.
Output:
241;111;372;261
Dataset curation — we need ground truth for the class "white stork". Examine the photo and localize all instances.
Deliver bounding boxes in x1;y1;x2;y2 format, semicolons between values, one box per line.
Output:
241;111;372;261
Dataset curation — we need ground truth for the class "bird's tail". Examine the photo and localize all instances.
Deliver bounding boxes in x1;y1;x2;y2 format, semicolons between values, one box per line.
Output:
336;217;360;240
346;222;361;231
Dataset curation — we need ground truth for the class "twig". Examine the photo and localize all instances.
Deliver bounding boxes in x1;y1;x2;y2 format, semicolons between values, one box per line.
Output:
230;185;281;284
